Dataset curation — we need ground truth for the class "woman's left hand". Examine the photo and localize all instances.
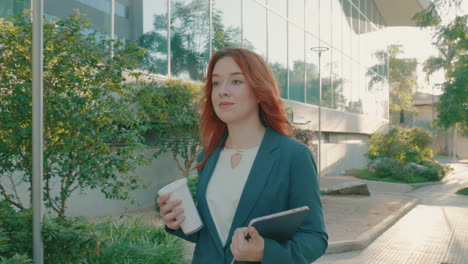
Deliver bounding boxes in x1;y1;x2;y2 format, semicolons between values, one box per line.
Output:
230;226;264;262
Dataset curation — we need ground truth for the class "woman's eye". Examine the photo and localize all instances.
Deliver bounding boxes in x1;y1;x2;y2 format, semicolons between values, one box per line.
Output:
212;81;220;87
232;80;242;85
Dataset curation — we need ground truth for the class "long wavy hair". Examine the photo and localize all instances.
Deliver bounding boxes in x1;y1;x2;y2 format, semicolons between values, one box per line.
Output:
195;48;293;170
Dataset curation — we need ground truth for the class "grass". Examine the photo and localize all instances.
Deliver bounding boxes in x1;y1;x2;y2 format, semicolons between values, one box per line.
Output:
455;187;468;195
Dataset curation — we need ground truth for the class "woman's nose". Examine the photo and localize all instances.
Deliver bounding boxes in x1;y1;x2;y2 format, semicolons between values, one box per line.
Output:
218;81;230;96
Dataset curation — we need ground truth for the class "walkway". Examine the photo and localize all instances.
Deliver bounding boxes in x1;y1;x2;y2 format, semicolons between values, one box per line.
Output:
315;160;468;264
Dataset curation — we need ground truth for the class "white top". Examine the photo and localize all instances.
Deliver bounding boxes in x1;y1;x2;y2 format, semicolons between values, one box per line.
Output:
206;146;260;246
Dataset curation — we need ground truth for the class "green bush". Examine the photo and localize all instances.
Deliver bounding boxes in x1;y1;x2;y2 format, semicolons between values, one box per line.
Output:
0;202;185;264
0;202;99;263
368;126;433;164
373;159;400;179
155;175;199;212
456;187;468;195
88;218;184;264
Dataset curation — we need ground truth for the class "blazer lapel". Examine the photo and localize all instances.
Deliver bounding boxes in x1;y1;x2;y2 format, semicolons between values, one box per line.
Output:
224;127;280;248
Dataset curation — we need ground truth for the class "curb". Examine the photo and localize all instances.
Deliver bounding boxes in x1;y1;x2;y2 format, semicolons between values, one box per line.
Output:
325;194;420;254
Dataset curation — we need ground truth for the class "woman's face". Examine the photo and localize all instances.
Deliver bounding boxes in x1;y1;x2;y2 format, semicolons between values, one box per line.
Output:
211;56;259;125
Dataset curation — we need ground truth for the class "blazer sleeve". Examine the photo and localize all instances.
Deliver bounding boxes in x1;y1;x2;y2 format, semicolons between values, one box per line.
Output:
262;146;328;263
164;150;206;243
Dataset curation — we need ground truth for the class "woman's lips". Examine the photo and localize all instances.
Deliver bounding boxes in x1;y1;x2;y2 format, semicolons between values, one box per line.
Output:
219;102;234;108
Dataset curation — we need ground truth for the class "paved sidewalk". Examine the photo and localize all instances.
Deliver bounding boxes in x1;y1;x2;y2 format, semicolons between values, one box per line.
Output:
315;160;468;264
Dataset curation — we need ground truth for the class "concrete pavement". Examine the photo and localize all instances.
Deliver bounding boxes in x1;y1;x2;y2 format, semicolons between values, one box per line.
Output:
315;160;468;264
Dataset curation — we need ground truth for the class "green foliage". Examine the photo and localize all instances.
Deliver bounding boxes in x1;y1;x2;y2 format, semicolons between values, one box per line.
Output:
0;202;185;264
293;128;316;146
0;254;32;264
413;0;467;130
135;79;202;178
456;187;468;195
0;13;149;217
88;218;184;264
367;127;433;164
0;202;98;263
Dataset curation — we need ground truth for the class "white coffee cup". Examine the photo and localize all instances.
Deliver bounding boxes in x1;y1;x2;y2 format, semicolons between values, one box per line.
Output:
158;178;203;235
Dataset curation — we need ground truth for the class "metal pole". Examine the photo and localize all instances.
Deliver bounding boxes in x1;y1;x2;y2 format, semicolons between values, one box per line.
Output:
318;51;322;179
432;86;435;160
110;0;115;58
311;46;329;180
209;0;212;58
167;0;171;76
32;0;44;263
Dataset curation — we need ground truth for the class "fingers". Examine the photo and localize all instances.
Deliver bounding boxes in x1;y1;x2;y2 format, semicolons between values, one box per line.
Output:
158;194;185;229
166;214;186;230
248;226;259;239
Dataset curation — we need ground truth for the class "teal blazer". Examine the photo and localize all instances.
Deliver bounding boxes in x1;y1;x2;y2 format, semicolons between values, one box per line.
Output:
166;127;328;263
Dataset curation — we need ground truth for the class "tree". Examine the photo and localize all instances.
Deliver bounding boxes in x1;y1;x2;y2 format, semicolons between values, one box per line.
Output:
413;0;467;130
0;13;149;217
367;45;418;115
134;79;202;178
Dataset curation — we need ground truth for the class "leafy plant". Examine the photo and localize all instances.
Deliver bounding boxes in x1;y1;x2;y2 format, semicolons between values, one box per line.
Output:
0;13;149;217
413;0;467;130
367;126;432;164
89;218;185;264
135;79;202;178
456;187;468;195
0;202;185;264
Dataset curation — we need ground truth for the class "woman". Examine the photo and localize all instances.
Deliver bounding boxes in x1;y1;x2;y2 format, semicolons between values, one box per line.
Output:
157;48;328;263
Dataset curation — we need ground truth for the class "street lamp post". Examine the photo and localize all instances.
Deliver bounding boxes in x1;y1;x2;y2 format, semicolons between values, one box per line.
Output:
311;46;329;180
32;0;44;263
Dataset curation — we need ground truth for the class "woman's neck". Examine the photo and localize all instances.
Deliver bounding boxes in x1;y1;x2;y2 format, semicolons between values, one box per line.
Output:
225;121;266;150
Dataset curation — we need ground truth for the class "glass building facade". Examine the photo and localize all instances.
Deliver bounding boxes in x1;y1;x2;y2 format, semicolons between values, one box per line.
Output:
139;0;390;120
1;0;389;120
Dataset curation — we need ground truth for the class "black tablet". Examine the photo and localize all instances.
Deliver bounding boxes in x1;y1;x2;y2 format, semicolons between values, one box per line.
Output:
246;206;310;241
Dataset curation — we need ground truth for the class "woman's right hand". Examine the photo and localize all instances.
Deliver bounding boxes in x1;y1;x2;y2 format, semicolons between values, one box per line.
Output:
157;194;186;230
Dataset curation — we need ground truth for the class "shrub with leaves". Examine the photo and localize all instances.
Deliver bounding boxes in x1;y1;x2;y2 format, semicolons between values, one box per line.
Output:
367;126;432;164
89;218;185;264
0;13;149;217
135;79;202;178
0;201;185;264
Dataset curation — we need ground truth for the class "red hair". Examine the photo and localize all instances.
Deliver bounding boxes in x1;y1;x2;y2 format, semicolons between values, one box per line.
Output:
196;48;293;170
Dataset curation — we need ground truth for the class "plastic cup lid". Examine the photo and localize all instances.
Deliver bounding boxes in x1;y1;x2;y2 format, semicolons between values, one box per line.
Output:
158;178;187;195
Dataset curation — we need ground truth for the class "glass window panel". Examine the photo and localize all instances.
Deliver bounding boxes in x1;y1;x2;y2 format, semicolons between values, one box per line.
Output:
289;24;305;103
331;0;342;51
268;13;288;99
167;0;210;80
139;0;168;75
0;0;30;17
319;0;331;46
213;0;241;50
331;48;344;110
305;0;319;39
342;55;352;112
269;0;287;17
321;45;333;108
45;0;112;37
351;6;359;61
289;0;304;28
244;0;266;58
306;33;319;105
342;0;352;57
